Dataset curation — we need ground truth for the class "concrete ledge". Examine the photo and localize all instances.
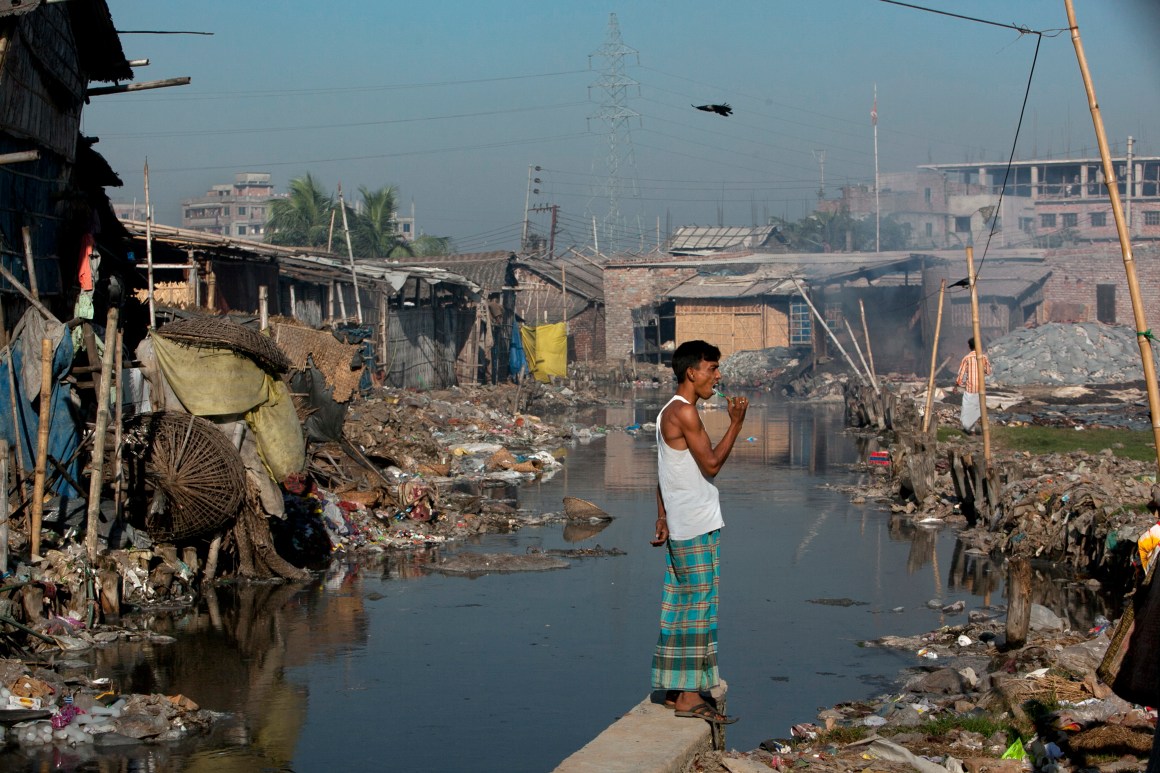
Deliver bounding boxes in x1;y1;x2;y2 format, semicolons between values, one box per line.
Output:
554;696;712;773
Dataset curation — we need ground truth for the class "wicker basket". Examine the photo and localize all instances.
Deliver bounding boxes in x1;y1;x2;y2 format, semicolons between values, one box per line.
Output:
124;412;247;541
564;496;610;521
156;316;291;374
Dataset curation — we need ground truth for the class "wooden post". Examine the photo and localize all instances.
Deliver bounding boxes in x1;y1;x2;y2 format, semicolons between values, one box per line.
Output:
843;318;878;394
378;292;389;376
336;282;348;321
791;279;867;386
922;279;947;434
144;159;156;328
289;284;297;319
965;246;991;463
205;265;217;311
85;307;118;562
21;226;38;301
1066;0;1160;476
258;285;269;331
327;282;336;324
30;337;52;559
337;187;363;324
111;327;126;518
859;299;877;385
1006;556;1032;648
0;443;8;574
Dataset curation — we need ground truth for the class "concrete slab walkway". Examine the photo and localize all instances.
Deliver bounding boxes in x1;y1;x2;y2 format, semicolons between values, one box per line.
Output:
554;696;712;773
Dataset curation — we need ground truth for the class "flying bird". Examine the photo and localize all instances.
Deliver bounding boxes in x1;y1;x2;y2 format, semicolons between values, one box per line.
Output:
693;103;732;116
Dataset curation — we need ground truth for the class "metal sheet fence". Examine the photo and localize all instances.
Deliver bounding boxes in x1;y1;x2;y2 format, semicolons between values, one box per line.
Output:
385;307;474;389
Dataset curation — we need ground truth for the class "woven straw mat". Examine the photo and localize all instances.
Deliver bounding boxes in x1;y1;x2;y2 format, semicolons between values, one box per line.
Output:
272;322;363;403
156;316;291;374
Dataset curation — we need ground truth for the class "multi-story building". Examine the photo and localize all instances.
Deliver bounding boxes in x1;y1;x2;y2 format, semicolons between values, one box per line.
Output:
832;151;1160;250
925;153;1160;245
181;172;282;240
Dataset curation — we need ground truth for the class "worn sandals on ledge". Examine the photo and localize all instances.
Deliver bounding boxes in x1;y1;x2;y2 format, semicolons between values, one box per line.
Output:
674;702;738;724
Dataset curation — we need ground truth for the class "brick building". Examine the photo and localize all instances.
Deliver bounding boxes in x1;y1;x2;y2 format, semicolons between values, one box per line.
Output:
182;172;282;240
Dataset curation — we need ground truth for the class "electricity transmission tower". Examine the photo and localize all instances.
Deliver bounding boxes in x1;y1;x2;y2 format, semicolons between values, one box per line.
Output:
588;13;642;255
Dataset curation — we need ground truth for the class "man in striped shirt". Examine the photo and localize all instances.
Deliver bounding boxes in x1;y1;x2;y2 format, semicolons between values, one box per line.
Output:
955;337;991;434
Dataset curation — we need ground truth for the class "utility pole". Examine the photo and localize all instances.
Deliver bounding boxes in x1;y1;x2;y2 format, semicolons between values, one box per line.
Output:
522;164;541;252
530;205;559;259
812;149;826;200
872;84;880;252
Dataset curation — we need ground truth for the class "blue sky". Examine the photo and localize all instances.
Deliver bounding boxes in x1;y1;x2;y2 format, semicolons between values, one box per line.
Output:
86;0;1160;253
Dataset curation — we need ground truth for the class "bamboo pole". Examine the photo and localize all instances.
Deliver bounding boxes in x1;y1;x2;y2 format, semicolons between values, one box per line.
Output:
337;188;363;324
258;285;269;331
922;279;947;434
844;318;878;394
21;227;38;300
1066;0;1160;475
30;338;51;559
859;299;877;384
85;308;118;562
144;159;156;328
111;327;125;519
965;246;991;463
0;263;53;321
791;279;867;386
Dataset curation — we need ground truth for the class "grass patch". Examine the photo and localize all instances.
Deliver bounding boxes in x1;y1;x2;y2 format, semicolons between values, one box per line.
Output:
940;424;1155;462
816;726;870;745
892;713;1018;740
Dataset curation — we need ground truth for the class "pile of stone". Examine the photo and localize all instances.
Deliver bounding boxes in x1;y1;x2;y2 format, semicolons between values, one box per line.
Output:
719;347;808;389
989;323;1157;386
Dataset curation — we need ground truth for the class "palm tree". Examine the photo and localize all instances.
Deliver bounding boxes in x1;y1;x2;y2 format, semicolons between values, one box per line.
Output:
350;185;405;259
266;173;335;249
402;234;454;258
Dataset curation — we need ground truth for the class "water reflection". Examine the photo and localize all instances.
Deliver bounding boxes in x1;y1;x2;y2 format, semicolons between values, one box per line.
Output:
0;395;1118;772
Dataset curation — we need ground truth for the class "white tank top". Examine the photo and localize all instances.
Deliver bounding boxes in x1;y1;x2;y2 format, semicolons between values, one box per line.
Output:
657;395;724;540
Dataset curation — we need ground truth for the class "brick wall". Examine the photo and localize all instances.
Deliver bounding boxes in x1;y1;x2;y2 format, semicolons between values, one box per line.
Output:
568;305;605;362
604;265;696;360
1042;243;1160;324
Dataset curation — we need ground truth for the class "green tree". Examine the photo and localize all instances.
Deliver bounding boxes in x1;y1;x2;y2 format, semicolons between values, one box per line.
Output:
350;185;406;259
266;173;335;249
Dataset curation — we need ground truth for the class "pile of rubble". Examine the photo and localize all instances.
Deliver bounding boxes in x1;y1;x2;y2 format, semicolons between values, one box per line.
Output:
697;606;1155;773
990;323;1156;386
719;347;809;389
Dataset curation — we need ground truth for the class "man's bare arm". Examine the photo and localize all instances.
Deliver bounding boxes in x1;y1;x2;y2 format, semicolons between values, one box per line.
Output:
651;485;669;546
672;398;747;477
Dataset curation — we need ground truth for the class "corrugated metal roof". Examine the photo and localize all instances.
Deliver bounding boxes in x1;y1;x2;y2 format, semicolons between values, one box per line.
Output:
119;220;479;294
405;251;514;292
668;225;782;254
515;252;603;302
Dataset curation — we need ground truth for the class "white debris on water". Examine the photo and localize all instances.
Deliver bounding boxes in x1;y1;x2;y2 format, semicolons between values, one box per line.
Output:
989;323;1159;386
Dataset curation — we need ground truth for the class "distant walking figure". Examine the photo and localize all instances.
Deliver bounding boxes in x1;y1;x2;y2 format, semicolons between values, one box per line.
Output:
651;340;747;725
956;337;991;434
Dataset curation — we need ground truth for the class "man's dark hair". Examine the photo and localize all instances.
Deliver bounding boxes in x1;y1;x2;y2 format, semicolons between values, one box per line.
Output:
672;340;721;383
967;337;976;351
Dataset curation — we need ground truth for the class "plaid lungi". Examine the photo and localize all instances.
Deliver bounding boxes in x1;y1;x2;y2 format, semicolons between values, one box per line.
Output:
651;529;721;692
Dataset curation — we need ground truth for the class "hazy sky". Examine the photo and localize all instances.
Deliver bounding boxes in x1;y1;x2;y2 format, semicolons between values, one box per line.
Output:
86;0;1160;253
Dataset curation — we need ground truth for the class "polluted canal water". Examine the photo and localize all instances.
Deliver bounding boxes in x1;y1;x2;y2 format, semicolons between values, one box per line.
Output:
5;393;1111;772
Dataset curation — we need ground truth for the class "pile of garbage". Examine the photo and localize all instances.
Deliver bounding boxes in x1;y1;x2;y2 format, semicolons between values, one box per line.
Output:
696;605;1155;773
0;658;217;751
990;323;1157;386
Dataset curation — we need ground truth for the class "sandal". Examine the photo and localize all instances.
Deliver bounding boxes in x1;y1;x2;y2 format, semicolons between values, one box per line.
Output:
674;702;738;724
